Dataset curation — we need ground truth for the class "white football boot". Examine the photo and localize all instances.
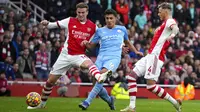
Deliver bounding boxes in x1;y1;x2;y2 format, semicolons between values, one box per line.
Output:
96;70;112;83
120;106;136;112
174;99;182;112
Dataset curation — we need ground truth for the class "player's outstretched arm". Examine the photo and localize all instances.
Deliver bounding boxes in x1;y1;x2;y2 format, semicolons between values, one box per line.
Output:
40;20;58;29
124;40;144;57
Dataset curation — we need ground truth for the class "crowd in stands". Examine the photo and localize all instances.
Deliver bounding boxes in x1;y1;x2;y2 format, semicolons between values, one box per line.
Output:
1;0;200;88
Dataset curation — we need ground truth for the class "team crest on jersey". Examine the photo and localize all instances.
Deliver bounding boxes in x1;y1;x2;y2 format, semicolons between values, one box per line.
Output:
117;30;122;33
87;28;91;32
73;25;77;28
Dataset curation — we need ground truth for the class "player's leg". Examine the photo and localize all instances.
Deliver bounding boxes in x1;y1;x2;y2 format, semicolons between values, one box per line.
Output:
78;55;111;82
79;58;118;110
145;55;181;112
146;79;182;112
79;68;108;110
98;87;115;110
27;52;71;109
97;58;121;110
120;57;146;112
40;74;60;107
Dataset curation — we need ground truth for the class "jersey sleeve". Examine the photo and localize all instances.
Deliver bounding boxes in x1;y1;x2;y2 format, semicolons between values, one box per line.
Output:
91;28;100;43
122;26;129;41
48;17;70;29
57;17;70;29
166;19;176;29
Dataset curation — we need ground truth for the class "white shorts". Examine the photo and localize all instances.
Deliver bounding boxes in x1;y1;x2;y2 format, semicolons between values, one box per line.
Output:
50;50;91;76
133;54;164;81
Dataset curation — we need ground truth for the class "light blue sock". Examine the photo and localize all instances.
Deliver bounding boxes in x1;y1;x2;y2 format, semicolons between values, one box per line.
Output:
98;87;111;104
85;82;103;104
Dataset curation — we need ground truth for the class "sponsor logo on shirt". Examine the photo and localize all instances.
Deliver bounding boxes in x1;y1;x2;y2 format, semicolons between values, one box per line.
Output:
72;30;91;39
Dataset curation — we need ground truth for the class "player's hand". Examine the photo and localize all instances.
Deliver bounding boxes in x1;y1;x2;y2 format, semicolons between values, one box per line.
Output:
122;46;129;54
167;33;175;41
81;40;89;46
136;51;144;57
40;20;49;26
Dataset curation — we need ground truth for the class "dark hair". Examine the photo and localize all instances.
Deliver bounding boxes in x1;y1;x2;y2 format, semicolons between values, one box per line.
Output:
158;2;172;11
104;9;117;17
76;2;89;10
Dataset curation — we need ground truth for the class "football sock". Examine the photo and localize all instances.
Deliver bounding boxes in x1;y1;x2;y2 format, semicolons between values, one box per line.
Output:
85;82;103;104
88;65;102;80
98;87;111;104
126;74;137;109
40;81;53;106
147;84;177;105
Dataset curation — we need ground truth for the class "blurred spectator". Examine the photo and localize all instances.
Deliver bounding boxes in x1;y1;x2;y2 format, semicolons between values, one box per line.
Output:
16;48;36;79
4;11;17;25
159;71;174;85
188;72;200;87
70;68;82;83
88;0;103;25
59;29;66;43
50;40;60;67
13;63;22;79
12;35;22;59
42;28;50;43
0;21;4;42
134;8;147;30
186;1;198;29
110;69;127;85
0;70;11;96
0;35;16;62
98;0;112;12
174;77;195;101
0;56;15;80
174;1;186;26
115;0;129;25
34;43;49;81
56;75;71;97
175;45;187;58
130;0;141;22
129;43;144;59
8;24;17;40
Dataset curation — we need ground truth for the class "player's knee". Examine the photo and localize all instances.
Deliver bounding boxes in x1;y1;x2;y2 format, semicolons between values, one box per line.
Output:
126;70;138;81
80;60;93;69
146;79;156;86
47;74;60;85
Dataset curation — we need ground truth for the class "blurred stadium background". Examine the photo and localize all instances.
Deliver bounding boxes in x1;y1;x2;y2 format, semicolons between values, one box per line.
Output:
0;0;200;111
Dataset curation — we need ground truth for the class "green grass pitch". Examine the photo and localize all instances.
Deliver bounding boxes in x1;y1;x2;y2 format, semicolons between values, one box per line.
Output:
0;97;199;112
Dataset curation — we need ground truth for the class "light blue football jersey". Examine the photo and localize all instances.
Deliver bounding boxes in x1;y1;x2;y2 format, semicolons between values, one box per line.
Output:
91;25;128;58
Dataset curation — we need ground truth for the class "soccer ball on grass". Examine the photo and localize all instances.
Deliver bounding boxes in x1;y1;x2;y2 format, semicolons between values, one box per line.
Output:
26;92;41;107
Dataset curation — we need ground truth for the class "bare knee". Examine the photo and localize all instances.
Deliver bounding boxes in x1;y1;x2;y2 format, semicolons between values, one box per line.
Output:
47;74;61;85
146;79;156;85
80;60;93;69
146;79;156;91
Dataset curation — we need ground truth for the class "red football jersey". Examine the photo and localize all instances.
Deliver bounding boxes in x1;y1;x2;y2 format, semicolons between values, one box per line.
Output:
57;17;96;55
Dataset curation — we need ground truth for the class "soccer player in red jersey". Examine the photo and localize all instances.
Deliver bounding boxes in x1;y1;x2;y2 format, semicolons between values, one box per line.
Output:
121;2;182;112
27;2;111;109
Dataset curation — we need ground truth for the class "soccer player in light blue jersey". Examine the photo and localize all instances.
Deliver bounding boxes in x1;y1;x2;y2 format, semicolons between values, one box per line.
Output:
79;9;143;110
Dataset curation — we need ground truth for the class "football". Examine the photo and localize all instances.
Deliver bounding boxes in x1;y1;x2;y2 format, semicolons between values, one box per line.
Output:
26;92;41;107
